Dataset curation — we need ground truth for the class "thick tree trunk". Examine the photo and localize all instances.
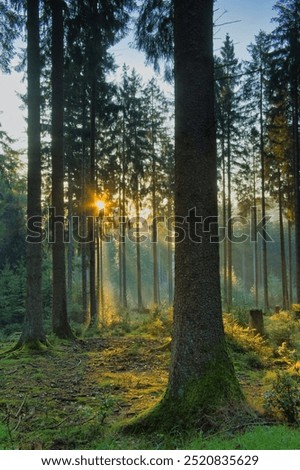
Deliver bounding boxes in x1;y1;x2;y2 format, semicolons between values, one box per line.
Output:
51;0;73;339
291;22;300;303
293;85;300;303
19;0;46;348
134;0;242;429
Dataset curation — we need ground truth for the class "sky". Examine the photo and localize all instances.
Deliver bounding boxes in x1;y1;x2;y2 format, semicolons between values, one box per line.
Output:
0;0;276;146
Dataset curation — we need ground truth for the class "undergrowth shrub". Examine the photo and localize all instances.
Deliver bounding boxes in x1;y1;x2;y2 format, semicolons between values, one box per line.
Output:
266;311;297;348
224;314;273;366
137;306;173;337
264;372;300;423
231;307;251;326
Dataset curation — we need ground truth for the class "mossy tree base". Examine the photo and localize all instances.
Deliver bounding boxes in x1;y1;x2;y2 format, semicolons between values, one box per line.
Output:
0;337;51;357
123;357;250;434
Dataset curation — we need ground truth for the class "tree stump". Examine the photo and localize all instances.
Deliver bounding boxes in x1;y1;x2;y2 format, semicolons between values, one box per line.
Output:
275;305;280;314
249;309;264;335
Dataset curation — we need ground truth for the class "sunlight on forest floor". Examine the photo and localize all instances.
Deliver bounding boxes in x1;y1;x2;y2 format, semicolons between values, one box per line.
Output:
0;309;300;450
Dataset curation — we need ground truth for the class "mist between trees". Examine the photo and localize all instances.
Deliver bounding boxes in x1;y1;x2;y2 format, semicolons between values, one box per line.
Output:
26;206;274;244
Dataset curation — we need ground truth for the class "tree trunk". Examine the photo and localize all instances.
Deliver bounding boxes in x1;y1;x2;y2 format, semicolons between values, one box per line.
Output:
252;159;259;308
67;171;73;306
135;0;242;430
260;65;269;310
99;217;104;319
19;0;46;349
288;219;293;306
222;137;228;310
249;309;264;336
51;0;73;339
278;176;289;310
121;121;128;309
167;200;174;305
227;120;233;312
291;23;300;303
252;206;259;308
151;92;160;306
89;75;97;325
80;100;89;324
135;181;143;311
152;156;159;306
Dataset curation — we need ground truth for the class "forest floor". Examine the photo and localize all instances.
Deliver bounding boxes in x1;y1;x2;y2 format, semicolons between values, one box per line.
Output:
0;311;300;449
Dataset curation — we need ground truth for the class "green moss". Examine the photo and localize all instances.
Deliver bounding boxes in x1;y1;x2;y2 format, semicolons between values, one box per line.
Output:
122;348;245;433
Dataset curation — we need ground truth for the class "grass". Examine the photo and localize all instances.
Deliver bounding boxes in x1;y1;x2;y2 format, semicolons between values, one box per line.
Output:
0;308;299;449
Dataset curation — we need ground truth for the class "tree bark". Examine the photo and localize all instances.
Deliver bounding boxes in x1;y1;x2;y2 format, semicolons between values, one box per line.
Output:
135;181;144;311
51;0;73;339
288;219;293;306
260;65;269;310
89;75;97;325
121;117;128;309
278;176;289;310
133;0;242;430
167;200;174;305
19;0;46;348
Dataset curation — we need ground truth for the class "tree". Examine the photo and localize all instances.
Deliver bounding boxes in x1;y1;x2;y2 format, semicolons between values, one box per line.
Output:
271;0;300;302
216;34;243;312
144;78;169;306
17;0;46;349
0;0;23;73
50;0;73;338
245;31;272;310
135;0;173;81
132;0;242;430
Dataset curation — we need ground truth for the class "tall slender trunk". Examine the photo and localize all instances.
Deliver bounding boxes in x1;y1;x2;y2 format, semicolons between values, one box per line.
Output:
227;121;232;312
20;0;46;346
51;0;72;338
96;232;100;316
118;182;123;305
288;219;293;306
167;200;174;304
67;170;74;305
67;170;73;306
152;151;159;305
252;155;259;308
121;115;127;309
278;176;289;310
99;217;104;319
81;142;89;324
260;65;269;310
222;136;228;310
252;206;259;308
135;180;143;310
89;76;97;325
